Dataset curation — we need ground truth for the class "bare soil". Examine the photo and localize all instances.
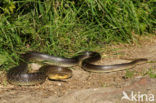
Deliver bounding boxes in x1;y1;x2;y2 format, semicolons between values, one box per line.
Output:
0;35;156;103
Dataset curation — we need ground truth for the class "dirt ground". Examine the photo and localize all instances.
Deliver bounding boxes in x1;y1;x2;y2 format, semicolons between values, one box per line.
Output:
0;35;156;103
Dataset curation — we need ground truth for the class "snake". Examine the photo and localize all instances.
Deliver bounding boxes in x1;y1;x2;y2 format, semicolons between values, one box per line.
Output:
7;51;148;86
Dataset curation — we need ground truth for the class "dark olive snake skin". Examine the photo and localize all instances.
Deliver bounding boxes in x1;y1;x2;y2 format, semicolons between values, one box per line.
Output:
7;51;148;85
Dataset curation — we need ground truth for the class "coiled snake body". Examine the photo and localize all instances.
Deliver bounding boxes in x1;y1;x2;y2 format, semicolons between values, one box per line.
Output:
7;51;147;85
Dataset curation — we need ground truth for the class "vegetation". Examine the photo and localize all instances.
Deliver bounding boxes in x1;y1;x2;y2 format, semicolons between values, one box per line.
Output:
0;0;155;70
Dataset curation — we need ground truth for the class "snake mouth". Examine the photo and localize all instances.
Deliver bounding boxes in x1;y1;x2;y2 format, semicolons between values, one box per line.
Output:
47;74;72;80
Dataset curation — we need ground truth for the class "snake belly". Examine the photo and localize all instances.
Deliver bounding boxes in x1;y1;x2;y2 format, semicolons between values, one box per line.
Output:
7;51;148;85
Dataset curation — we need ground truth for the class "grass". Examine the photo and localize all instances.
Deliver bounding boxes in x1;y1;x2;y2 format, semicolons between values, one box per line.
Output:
0;0;155;71
145;68;156;78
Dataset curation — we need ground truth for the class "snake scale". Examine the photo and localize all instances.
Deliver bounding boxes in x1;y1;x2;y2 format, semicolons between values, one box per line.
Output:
7;51;148;85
